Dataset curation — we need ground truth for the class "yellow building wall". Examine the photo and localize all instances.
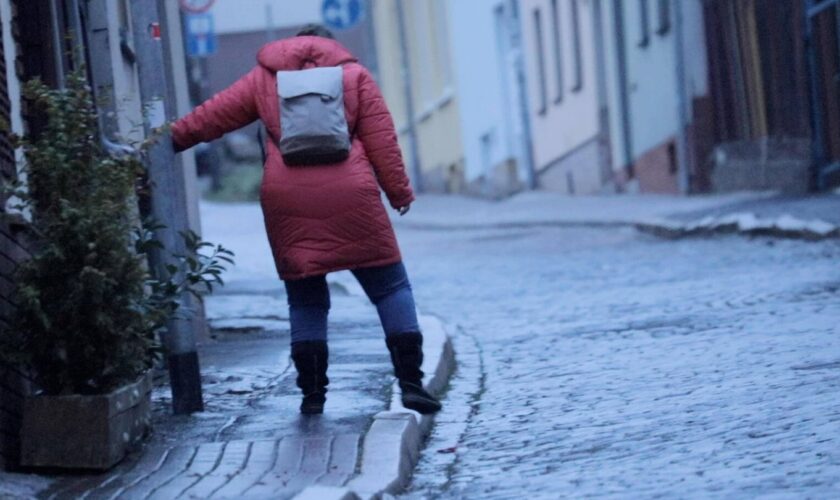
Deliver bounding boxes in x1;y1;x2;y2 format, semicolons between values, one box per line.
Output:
371;0;463;192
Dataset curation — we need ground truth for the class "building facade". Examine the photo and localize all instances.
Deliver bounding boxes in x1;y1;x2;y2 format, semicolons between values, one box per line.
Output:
702;0;839;193
0;0;199;469
448;0;534;197
0;0;30;469
370;0;837;197
204;0;377;97
806;0;840;189
371;0;464;193
520;0;609;194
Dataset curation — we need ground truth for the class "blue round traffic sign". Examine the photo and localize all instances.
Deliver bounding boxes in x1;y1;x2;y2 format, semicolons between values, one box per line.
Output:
322;0;365;31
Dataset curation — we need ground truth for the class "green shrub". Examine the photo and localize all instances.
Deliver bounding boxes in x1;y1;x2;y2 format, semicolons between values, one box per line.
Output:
204;161;263;202
1;71;232;396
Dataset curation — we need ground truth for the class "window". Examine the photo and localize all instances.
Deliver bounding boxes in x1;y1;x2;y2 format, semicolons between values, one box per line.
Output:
533;8;548;115
550;0;563;103
638;0;650;47
570;0;583;92
656;0;671;35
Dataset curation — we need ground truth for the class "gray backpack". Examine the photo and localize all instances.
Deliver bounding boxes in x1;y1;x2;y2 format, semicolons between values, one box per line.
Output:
276;66;351;165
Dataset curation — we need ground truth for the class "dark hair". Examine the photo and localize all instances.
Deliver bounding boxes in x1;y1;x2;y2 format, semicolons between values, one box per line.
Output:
296;24;335;39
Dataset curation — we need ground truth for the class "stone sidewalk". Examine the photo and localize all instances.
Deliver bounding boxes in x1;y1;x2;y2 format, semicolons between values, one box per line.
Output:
37;281;389;499
395;191;840;239
0;202;453;499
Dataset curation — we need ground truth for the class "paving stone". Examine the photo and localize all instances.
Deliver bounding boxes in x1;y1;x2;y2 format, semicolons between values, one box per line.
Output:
145;442;225;499
318;434;361;487
241;436;304;499
272;436;332;497
179;440;251;498
398;224;840;498
209;440;277;499
118;445;197;499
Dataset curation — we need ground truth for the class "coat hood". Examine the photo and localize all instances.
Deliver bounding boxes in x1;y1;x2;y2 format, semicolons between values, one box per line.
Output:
256;37;358;71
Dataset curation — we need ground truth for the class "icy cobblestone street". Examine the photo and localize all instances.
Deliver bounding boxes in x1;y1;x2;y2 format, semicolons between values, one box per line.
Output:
397;224;840;498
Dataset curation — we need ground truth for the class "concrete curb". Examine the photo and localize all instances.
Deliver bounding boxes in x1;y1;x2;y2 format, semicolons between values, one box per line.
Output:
634;213;840;241
396;214;840;242
345;314;455;499
295;314;455;500
293;485;360;500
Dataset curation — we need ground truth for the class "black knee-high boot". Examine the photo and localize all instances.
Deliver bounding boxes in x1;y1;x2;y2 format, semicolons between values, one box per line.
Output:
291;340;329;414
385;332;442;414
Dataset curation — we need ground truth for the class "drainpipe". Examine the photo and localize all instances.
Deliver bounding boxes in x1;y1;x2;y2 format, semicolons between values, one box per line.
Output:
612;0;635;181
672;0;691;194
48;0;66;88
77;0;136;157
592;0;614;188
394;0;423;192
509;0;537;190
65;0;86;72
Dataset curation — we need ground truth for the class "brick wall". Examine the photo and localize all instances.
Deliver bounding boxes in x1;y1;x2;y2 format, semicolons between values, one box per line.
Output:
0;0;33;470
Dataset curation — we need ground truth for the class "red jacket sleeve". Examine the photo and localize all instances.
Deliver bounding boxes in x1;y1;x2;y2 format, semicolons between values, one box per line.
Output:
171;67;260;152
355;67;415;209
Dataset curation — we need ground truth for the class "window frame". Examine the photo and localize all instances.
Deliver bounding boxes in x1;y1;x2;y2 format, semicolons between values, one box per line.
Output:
550;0;564;104
533;7;548;115
656;0;671;36
638;0;651;48
570;0;584;92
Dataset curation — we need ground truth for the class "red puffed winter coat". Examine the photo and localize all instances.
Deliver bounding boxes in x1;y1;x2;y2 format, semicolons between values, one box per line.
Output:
172;37;414;280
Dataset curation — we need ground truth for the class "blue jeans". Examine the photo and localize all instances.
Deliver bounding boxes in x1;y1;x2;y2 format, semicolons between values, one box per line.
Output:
284;262;420;344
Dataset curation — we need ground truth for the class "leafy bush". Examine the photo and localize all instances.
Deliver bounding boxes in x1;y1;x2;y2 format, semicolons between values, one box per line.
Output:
204;161;263;202
1;72;232;395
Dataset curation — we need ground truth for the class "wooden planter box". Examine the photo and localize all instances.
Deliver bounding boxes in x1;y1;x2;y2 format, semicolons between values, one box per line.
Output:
20;370;153;470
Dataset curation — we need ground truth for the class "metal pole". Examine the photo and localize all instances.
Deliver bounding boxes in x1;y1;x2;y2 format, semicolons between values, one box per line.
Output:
265;4;277;42
394;0;423;192
129;0;204;414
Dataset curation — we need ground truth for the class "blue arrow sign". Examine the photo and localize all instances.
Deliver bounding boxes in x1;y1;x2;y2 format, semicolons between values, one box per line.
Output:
185;13;217;57
322;0;365;31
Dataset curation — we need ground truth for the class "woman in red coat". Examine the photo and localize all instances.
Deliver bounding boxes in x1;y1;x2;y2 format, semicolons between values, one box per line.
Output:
172;25;440;415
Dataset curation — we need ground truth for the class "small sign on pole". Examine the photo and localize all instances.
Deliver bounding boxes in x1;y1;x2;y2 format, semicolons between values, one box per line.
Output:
322;0;365;31
185;13;217;58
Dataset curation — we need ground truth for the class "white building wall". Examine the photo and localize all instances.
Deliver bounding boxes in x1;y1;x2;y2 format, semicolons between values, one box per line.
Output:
601;0;708;174
681;0;708;106
449;0;519;183
108;2;144;144
622;0;679;158
519;0;601;192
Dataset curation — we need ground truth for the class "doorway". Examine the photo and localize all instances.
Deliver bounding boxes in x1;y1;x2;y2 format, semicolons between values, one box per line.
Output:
806;0;840;189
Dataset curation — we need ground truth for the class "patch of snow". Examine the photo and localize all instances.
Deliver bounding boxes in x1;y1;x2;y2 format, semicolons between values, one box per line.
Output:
0;473;53;499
